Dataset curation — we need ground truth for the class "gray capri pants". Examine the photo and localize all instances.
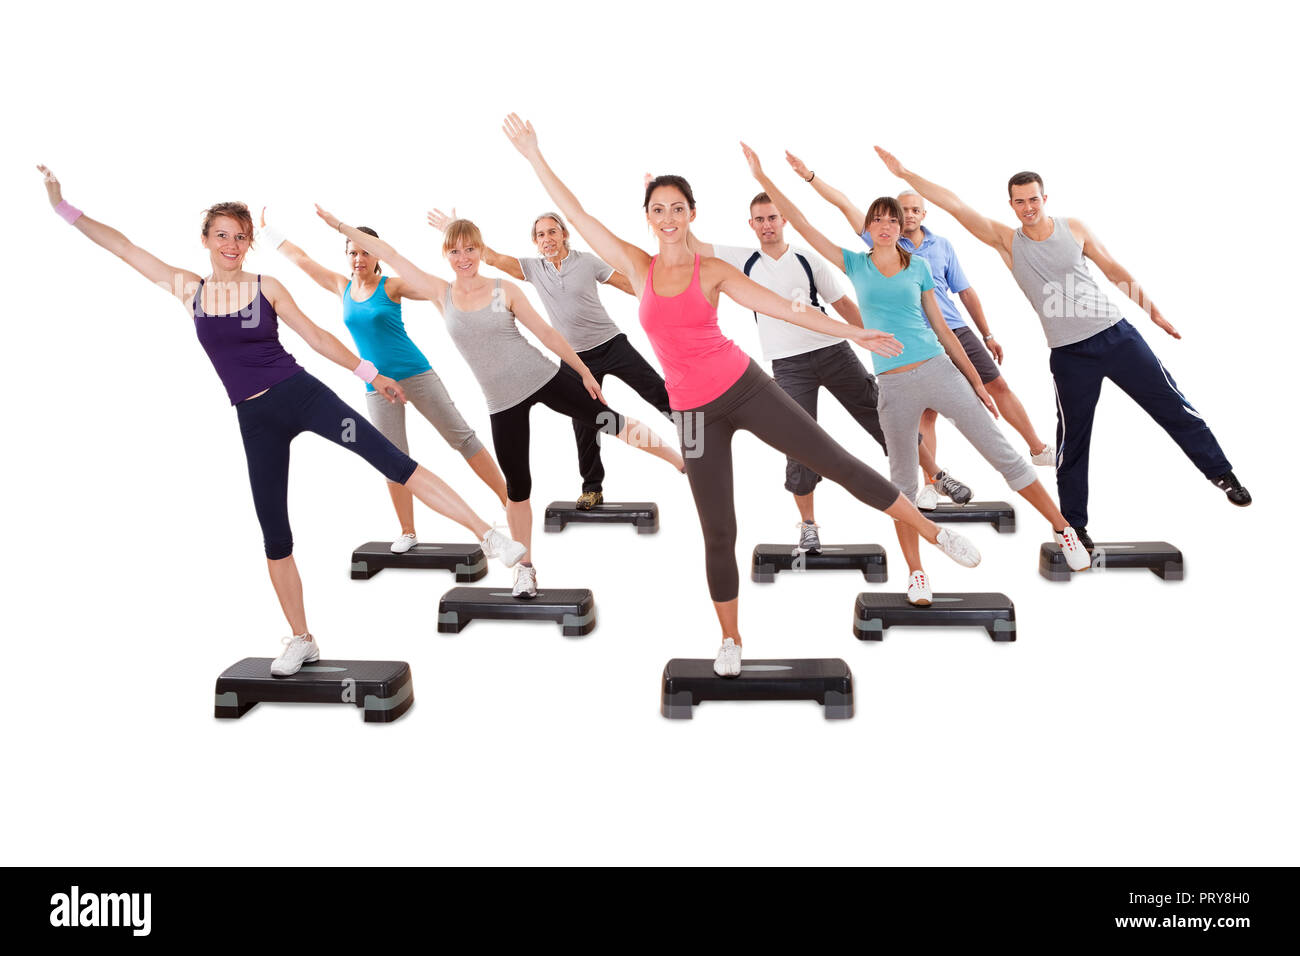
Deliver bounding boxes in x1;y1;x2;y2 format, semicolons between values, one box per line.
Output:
879;355;1035;501
364;369;484;465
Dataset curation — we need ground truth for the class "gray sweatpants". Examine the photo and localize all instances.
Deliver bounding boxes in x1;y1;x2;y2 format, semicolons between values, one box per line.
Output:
879;356;1034;501
364;369;484;462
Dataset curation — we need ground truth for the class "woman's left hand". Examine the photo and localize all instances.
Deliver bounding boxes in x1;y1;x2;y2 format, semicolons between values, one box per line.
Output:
853;327;903;358
373;374;407;405
975;385;999;418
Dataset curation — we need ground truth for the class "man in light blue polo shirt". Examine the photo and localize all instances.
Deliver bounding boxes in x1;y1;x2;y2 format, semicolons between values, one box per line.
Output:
784;154;1055;507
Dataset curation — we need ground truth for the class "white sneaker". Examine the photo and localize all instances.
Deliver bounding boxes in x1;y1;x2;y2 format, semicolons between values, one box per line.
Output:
1055;526;1092;572
512;563;538;599
271;633;319;677
713;637;742;677
391;532;417;554
915;483;939;511
906;570;933;606
482;527;526;568
934;528;981;568
1031;443;1057;467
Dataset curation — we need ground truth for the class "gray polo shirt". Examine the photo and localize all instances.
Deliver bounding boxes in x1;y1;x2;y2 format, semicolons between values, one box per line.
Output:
518;249;622;352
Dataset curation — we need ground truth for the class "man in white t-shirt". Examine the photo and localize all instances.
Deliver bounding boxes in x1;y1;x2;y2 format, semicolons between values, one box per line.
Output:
693;193;952;552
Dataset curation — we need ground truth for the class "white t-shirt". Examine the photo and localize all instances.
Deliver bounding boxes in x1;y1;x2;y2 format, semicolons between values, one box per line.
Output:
712;244;848;361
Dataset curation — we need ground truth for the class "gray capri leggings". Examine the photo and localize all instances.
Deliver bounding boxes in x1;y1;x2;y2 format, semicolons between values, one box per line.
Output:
680;361;900;602
879;355;1035;501
364;369;484;464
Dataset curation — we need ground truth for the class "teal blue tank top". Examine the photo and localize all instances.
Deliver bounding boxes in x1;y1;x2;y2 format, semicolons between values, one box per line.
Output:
341;277;433;391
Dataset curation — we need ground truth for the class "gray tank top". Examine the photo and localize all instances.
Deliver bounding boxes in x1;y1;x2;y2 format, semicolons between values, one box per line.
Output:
1010;217;1122;348
442;279;557;413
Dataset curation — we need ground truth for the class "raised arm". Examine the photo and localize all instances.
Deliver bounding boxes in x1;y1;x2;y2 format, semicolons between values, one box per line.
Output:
37;165;200;306
785;151;868;236
874;147;1015;264
1072;220;1180;339
260;207;348;296
740;143;848;273
503;113;649;284
427;207;525;280
315;205;450;304
261;275;406;404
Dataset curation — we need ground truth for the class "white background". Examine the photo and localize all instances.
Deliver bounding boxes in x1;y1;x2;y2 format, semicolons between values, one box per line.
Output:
4;0;1295;865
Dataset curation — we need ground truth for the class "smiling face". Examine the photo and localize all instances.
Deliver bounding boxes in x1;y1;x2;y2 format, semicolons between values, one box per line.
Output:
1009;181;1047;227
445;239;482;276
748;201;785;247
202;215;252;270
532;216;568;258
646;185;695;245
346;240;379;277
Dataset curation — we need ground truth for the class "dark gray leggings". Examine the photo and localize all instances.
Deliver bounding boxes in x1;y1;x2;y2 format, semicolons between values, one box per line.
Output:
679;361;900;601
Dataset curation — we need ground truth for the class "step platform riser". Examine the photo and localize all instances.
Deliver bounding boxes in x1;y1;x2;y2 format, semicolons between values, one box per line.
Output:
1038;541;1183;582
437;587;597;637
751;544;888;583
543;501;659;534
922;501;1016;533
350;542;488;582
214;658;414;723
853;592;1016;642
661;658;854;719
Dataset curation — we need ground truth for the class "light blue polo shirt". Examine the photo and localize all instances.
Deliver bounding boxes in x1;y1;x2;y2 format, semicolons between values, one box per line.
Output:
862;225;971;331
841;249;943;375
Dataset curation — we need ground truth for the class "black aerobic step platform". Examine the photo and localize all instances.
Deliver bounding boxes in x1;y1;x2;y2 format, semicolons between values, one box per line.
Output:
544;501;659;534
751;543;887;583
1038;541;1183;582
661;658;854;719
923;501;1016;533
853;592;1016;642
214;658;414;723
437;587;597;636
350;541;487;581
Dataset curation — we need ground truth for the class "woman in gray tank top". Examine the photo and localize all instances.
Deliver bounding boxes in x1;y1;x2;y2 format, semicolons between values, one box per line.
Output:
316;206;684;598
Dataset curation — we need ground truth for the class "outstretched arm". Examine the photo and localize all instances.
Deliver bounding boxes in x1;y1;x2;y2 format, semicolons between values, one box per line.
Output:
503;113;649;284
262;275;406;404
1073;220;1180;339
261;207;348;296
874;147;1015;264
315;205;450;304
740;143;848;274
705;259;900;359
786;151;868;236
37;165;200;305
503;283;605;402
427;207;526;280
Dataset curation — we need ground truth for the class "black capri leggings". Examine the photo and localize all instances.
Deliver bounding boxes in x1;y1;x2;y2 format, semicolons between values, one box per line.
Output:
680;361;901;602
236;371;418;559
489;370;627;502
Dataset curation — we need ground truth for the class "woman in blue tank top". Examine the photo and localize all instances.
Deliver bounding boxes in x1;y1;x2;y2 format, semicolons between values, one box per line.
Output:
37;167;526;676
262;209;509;554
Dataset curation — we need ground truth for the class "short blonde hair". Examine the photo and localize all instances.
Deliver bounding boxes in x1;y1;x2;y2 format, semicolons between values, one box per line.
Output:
442;219;484;255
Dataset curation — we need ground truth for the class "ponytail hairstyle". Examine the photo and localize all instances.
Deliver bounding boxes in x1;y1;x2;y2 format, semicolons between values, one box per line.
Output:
346;226;382;274
863;197;911;269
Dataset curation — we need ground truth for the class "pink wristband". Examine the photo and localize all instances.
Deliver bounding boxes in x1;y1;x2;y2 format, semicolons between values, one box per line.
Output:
353;359;378;384
56;200;83;225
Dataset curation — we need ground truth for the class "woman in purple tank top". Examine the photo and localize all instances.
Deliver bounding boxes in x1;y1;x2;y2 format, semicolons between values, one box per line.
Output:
37;166;527;677
503;115;983;677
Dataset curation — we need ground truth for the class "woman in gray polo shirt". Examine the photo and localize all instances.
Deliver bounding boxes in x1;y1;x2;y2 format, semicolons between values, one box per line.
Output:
429;208;673;511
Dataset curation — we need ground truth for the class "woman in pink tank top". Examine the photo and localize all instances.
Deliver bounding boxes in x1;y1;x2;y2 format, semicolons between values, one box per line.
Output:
504;115;983;677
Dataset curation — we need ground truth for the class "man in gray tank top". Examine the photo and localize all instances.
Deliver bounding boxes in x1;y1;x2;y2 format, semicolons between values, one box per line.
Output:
870;148;1249;545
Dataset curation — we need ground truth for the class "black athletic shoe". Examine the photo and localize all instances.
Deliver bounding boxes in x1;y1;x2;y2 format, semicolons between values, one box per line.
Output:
1211;472;1252;507
1074;526;1095;551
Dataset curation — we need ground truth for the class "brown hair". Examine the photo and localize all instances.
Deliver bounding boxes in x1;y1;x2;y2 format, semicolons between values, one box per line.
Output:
863;197;911;268
531;212;570;253
749;192;776;214
442;219;485;255
346;226;381;274
1007;171;1045;198
200;202;254;244
643;175;696;211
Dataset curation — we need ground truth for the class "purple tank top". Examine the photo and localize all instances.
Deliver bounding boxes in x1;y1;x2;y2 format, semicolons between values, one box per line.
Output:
192;276;303;404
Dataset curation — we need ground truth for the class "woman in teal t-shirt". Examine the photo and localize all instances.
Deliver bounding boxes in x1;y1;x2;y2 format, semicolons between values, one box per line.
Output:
261;210;508;554
745;148;1091;600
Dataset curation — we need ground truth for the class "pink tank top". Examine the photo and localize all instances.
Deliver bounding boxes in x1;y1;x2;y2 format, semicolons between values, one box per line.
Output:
637;254;750;410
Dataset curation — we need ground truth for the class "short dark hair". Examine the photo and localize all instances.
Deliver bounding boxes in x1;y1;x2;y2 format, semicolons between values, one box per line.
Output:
1007;171;1045;198
345;225;381;274
644;174;696;211
749;192;777;214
